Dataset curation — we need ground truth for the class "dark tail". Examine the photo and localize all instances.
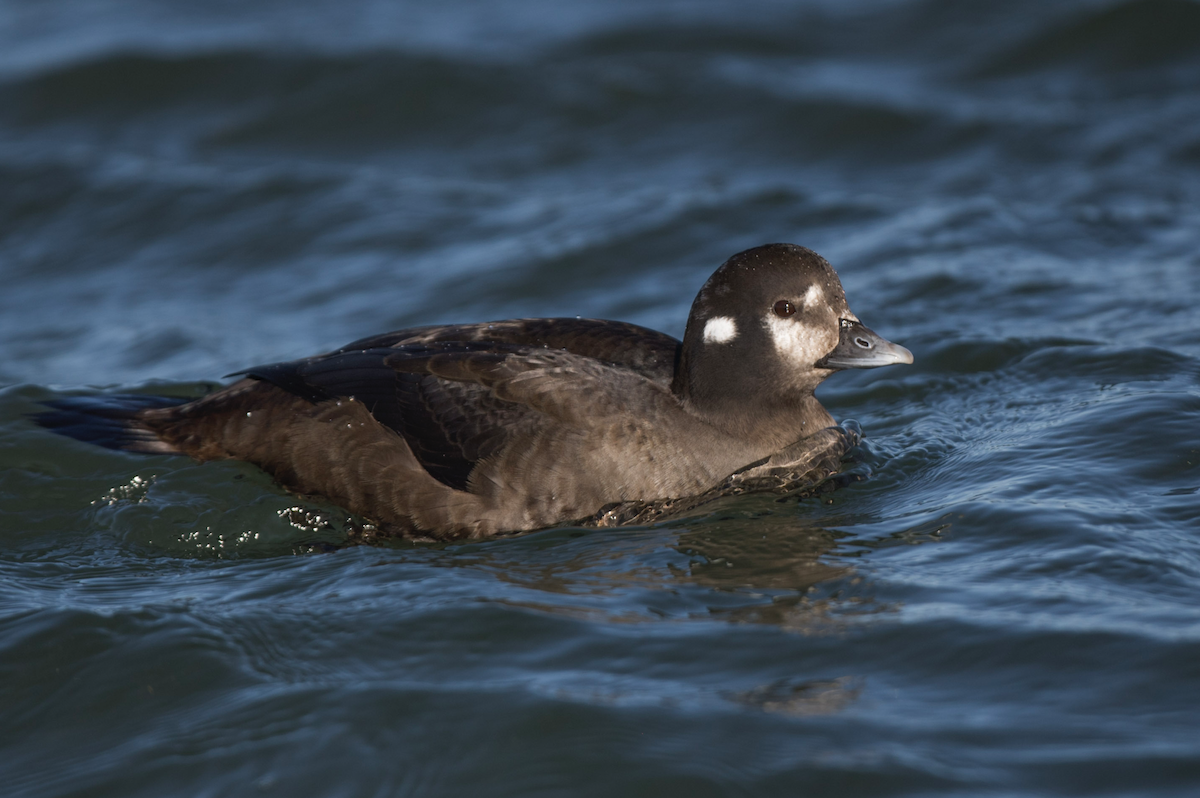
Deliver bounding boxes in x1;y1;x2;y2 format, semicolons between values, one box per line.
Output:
36;394;188;454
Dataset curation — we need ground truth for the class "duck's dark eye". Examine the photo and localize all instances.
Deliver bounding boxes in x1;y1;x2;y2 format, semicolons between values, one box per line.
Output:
773;300;795;318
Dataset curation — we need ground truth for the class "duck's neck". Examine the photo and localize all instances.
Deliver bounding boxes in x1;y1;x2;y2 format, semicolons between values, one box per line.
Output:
670;328;837;452
678;385;836;453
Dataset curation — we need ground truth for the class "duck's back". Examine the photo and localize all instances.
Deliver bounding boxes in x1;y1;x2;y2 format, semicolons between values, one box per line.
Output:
336;318;681;384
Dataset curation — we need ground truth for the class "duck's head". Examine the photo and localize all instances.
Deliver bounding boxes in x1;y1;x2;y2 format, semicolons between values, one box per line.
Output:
673;243;912;426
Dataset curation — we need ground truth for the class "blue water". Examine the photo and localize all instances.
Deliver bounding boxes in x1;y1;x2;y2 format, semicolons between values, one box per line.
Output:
2;0;1200;795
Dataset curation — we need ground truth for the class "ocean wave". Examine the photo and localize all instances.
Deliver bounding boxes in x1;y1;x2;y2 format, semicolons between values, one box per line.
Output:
0;47;994;163
976;0;1200;75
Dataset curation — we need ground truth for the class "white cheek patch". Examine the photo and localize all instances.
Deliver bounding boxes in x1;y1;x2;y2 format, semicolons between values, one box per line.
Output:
703;316;738;344
764;313;830;365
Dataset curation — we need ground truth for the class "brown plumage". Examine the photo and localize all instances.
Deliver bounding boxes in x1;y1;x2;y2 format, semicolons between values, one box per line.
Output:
38;244;913;538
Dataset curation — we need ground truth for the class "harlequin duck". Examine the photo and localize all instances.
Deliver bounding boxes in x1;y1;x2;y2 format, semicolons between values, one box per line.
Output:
39;243;912;538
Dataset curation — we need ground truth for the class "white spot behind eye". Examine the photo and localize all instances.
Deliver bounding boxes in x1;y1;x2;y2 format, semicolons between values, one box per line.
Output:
703;316;738;344
803;284;823;309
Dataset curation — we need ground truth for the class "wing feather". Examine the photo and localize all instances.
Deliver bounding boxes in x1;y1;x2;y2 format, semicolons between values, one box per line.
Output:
337;318;680;385
233;323;679;493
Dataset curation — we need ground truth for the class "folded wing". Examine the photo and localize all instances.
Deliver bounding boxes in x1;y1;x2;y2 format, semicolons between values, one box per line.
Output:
237;334;677;493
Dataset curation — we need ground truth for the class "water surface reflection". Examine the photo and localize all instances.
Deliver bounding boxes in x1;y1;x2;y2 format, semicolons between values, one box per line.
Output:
432;494;905;637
